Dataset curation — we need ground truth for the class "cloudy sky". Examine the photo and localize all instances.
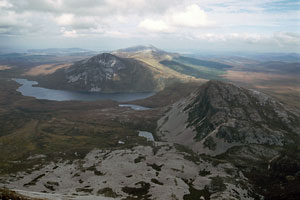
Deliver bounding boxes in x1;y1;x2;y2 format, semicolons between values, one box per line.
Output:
0;0;299;53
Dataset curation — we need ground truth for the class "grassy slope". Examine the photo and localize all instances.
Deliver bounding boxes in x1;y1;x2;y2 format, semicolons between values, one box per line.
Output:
157;55;231;80
175;56;228;77
114;51;206;84
0;78;199;175
128;81;203;108
0;79;161;175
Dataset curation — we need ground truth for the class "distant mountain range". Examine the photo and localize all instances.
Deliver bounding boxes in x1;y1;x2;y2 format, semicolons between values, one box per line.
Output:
31;45;235;92
16;45;299;94
27;48;93;55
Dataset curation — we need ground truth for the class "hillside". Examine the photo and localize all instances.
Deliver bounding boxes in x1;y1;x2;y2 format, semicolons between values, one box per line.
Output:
0;78;258;200
21;46;240;93
158;80;300;155
113;46;200;82
33;53;165;93
157;80;300;198
1;78;300;199
114;45;232;81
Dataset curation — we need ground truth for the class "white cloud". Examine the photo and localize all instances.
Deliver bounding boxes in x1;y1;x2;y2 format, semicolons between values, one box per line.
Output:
55;13;73;26
191;32;300;48
193;33;266;42
55;13;99;30
1;0;299;52
167;4;212;28
60;28;78;37
139;19;172;32
139;4;212;33
273;32;300;45
0;0;12;8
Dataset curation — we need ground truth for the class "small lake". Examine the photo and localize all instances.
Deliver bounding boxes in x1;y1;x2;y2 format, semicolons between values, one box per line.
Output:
119;104;150;110
138;131;155;141
13;78;155;102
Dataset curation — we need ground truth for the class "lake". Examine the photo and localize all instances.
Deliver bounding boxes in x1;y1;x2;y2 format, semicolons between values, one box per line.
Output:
119;104;150;110
138;131;155;141
14;78;155;102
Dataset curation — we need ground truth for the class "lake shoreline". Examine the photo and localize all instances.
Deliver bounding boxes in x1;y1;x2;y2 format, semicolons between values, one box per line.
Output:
13;78;155;102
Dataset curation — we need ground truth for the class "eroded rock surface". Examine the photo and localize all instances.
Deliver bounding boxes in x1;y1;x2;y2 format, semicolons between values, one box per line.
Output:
0;143;257;200
158;80;300;156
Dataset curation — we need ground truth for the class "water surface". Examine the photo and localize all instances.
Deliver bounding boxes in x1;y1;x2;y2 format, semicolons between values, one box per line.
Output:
14;78;155;102
138;131;155;141
119;104;150;110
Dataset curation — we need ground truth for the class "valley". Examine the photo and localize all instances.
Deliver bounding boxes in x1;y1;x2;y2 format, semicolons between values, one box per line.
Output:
0;46;299;200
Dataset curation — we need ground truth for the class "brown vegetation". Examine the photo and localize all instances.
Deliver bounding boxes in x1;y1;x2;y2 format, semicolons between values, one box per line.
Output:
0;188;40;200
0;78;166;175
24;63;71;76
223;70;300;108
0;65;11;70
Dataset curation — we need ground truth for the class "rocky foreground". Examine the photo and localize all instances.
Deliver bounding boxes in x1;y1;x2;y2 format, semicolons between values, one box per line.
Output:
1;142;256;200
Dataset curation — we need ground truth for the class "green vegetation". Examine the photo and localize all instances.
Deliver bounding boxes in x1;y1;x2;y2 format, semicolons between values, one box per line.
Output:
129;81;200;108
0;79;159;175
160;56;228;80
160;60;205;78
176;56;232;70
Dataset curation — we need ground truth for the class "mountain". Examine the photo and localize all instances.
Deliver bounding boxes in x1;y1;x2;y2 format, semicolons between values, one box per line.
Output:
157;80;300;198
115;45;166;53
114;45;233;81
26;46;237;93
1;75;300;199
112;45;177;67
34;53;165;92
29;47;209;93
0;78;259;200
158;80;300;155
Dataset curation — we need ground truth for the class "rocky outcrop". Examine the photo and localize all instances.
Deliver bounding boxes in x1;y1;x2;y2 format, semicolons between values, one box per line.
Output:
157;80;300;156
1;143;257;200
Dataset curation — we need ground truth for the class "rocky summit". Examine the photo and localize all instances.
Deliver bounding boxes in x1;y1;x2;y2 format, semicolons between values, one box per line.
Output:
158;80;300;198
158;80;300;155
35;53;162;93
66;53;128;92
